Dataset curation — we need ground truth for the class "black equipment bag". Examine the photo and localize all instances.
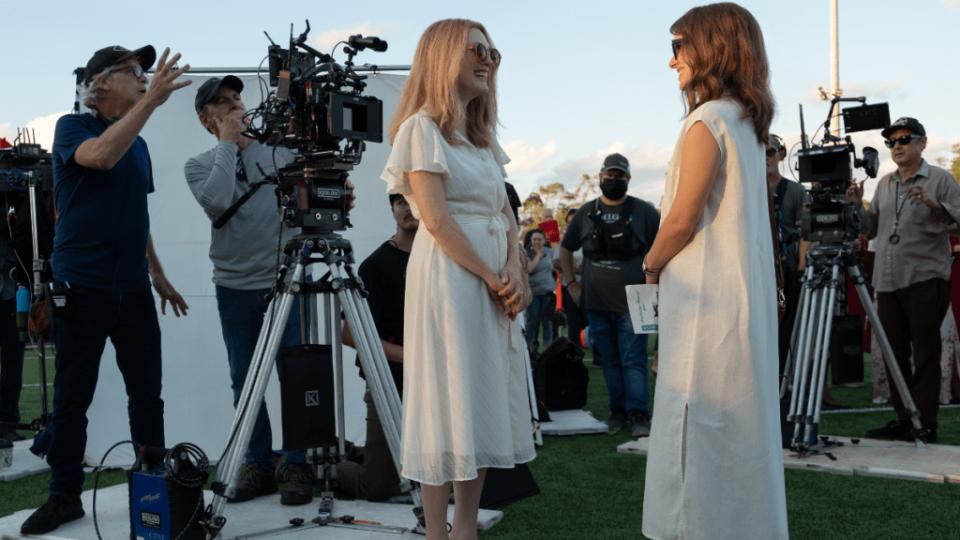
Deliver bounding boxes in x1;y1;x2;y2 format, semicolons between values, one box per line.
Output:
478;463;540;510
533;337;588;411
830;314;864;385
277;344;337;451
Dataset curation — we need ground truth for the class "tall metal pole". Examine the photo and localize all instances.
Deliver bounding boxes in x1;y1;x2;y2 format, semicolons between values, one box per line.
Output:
829;0;841;137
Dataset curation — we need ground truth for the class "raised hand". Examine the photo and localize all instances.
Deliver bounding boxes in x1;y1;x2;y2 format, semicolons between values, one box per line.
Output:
143;47;191;109
845;180;865;206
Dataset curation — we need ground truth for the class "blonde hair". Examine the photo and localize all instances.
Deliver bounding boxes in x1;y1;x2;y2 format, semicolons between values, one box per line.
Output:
389;19;498;149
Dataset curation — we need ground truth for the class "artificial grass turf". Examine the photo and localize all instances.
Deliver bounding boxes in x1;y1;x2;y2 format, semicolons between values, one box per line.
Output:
3;345;959;540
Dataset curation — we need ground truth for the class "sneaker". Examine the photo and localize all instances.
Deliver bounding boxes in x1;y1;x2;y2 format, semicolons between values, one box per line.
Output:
228;465;277;503
894;420;937;444
0;429;26;442
865;419;911;440
21;494;85;535
605;409;628;432
630;412;651;438
280;463;314;506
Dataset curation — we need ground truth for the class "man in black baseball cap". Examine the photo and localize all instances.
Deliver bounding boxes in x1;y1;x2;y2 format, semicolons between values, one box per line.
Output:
82;45;157;84
21;46;191;536
185;74;357;506
846;115;960;443
559;152;660;438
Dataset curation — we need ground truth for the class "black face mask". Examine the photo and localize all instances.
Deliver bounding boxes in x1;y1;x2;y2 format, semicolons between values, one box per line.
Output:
600;177;628;200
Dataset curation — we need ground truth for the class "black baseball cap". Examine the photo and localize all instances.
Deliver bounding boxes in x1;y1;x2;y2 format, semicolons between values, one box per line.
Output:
84;45;156;84
881;117;925;139
602;153;630;174
194;76;244;114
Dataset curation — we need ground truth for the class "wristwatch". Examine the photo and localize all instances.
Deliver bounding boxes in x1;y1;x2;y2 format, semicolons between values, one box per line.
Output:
642;259;659;276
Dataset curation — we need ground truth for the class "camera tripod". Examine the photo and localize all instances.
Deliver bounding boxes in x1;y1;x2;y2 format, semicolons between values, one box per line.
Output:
781;242;928;454
201;232;424;539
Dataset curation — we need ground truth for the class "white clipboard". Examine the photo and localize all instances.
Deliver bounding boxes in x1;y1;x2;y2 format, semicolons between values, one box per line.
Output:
626;284;659;334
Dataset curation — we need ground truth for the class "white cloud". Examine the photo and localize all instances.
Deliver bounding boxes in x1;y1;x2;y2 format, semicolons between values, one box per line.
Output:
503;139;557;175
0;110;70;150
945;0;960;8
311;23;403;56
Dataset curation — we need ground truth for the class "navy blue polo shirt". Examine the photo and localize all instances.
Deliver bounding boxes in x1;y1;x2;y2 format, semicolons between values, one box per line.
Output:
51;113;154;293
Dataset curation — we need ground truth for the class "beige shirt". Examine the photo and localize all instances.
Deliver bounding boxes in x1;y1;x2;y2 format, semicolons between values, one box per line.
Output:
858;160;960;292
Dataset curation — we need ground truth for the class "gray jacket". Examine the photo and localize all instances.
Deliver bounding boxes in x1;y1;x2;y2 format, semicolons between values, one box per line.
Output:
185;140;299;290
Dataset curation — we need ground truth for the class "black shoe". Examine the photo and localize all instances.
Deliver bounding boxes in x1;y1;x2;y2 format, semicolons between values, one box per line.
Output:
865;419;911;440
894;420;938;443
21;494;85;535
228;465;277;503
630;412;651;438
280;463;314;506
605;408;628;432
0;429;26;442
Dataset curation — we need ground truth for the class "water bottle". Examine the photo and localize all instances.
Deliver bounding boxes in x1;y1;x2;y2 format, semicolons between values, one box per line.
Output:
16;283;29;342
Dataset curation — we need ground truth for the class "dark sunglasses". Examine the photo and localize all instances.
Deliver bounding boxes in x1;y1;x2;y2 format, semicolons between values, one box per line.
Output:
672;38;683;60
765;148;781;157
466;43;501;65
884;134;922;148
109;64;145;79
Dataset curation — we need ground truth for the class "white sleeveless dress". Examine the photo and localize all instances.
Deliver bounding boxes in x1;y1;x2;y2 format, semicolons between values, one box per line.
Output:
642;98;789;540
381;111;536;485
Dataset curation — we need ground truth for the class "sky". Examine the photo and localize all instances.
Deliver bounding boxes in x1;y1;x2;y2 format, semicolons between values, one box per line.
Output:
3;0;960;205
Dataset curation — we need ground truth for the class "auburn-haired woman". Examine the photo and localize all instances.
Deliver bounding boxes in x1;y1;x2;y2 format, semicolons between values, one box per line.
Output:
381;19;536;540
641;4;789;539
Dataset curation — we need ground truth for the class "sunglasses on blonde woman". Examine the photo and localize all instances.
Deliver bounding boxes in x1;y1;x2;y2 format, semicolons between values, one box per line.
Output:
466;43;501;65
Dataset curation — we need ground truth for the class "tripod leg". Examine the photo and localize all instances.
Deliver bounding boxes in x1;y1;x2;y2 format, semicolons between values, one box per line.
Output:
782;266;813;399
207;262;306;529
805;264;840;445
789;270;818;426
848;264;926;446
332;293;347;459
792;286;822;446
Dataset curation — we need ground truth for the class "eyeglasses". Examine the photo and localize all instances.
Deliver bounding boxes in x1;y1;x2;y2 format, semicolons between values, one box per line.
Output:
109;64;145;79
884;135;922;148
466;43;501;66
765;148;780;157
672;38;683;60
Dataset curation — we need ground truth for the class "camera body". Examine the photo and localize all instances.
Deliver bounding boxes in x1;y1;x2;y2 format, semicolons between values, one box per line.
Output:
245;21;386;234
796;100;888;244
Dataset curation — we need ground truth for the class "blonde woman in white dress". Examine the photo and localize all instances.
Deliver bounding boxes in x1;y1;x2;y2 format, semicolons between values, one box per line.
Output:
381;19;536;540
641;4;789;539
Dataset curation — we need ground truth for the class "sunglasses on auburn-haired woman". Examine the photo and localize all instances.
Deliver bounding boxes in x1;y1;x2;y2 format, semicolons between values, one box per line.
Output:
466;43;501;66
671;38;683;60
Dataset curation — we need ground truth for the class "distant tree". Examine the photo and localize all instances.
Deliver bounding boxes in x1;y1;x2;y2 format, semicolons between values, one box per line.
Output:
518;174;602;241
935;142;960;182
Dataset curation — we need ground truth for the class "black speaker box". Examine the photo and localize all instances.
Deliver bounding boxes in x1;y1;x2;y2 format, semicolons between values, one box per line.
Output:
830;314;864;385
277;344;337;451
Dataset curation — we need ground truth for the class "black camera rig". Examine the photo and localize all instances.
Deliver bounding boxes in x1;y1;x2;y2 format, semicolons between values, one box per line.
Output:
241;20;387;234
795;97;889;243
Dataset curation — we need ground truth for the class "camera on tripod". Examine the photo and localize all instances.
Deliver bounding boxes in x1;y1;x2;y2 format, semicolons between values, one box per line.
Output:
0;131;53;194
796;98;889;243
243;20;387;234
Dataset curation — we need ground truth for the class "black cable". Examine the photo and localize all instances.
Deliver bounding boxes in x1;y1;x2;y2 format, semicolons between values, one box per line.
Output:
93;439;136;540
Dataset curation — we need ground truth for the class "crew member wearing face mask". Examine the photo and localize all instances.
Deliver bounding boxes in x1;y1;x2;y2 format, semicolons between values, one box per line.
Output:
559;153;660;437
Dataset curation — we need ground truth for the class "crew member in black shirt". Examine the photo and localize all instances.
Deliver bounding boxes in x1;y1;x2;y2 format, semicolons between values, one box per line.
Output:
339;193;418;500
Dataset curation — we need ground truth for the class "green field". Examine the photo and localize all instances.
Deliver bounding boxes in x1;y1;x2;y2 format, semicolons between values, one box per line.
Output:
2;343;958;539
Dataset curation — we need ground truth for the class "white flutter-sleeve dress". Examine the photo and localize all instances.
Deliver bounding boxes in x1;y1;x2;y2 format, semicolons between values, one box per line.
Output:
641;98;790;540
381;111;536;486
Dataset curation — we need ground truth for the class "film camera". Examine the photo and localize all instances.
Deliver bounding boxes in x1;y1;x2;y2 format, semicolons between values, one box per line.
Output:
796;98;889;243
242;20;386;234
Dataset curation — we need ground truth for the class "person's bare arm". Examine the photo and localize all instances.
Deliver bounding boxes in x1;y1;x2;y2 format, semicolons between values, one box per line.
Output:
525;249;542;273
559;246;582;305
342;321;403;363
498;197;524;309
408;171;509;316
797;238;811;271
643;121;722;279
74;49;191;170
146;234;189;316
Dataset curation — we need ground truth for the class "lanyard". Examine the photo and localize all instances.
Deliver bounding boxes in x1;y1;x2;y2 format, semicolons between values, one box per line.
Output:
890;180;909;244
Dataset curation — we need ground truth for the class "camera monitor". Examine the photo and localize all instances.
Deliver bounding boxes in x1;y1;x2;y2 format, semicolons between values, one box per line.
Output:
842;102;890;134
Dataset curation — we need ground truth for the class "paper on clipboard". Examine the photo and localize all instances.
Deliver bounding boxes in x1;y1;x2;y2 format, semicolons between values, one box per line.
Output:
626;284;659;334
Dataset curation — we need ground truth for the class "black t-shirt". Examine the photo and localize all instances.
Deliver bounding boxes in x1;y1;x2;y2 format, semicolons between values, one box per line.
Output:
561;196;659;313
355;240;408;396
772;177;810;273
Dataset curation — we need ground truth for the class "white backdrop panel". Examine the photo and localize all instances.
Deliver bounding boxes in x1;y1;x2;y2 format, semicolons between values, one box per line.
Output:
82;72;407;467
